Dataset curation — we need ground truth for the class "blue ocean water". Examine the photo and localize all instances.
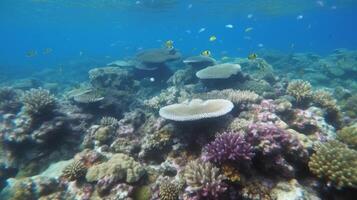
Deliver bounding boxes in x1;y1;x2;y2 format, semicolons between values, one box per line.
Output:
1;0;357;78
1;1;357;199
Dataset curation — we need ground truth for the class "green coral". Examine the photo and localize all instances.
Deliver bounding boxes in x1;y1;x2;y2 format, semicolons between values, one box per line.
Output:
86;153;145;183
62;160;87;181
133;185;152;200
337;125;357;150
308;140;357;188
22;88;56;117
159;181;179;200
287;79;312;103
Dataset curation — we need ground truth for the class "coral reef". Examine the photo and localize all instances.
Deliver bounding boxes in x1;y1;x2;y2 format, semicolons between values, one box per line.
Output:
308;140;357;188
184;160;226;200
86;153;145;184
198;89;260;108
287;79;312;103
0;87;21;113
159;181;180;200
21;88;56;117
202;132;254;164
337;125;357;149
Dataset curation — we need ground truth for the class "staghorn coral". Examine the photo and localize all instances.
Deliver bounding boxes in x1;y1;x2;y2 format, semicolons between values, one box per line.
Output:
198;89;260;107
100;116;119;128
159;99;234;121
159;181;180;200
202;132;254;164
337;125;357;150
86;153;145;184
308;140;357;188
62;160;87;181
184;160;226;200
312;89;337;110
22;88;56;117
286;79;312;103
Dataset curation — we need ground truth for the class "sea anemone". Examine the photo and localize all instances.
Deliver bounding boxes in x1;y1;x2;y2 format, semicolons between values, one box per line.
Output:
202;132;254;164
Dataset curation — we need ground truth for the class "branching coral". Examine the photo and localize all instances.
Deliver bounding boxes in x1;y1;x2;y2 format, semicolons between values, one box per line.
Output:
100;116;119;129
159;181;180;200
287;79;312;103
308;140;357;189
312;89;337;110
222;164;241;183
202;132;254;164
184;160;226;200
22;88;56;117
337;125;357;150
62;160;87;181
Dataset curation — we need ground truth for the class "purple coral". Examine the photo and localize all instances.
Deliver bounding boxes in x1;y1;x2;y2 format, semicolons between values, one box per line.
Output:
202;132;254;164
246;122;291;156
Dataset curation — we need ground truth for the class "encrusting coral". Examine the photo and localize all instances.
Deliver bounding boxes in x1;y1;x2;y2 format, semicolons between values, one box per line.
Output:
184;160;226;199
287;79;312;103
62;160;87;181
86;153;145;184
22;88;56;117
202;132;254;164
308;140;357;189
337;125;357;150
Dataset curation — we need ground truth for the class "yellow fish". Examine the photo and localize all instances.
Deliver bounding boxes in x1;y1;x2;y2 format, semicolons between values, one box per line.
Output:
26;50;37;57
209;35;217;42
248;53;258;60
245;27;254;32
201;50;211;57
165;40;174;49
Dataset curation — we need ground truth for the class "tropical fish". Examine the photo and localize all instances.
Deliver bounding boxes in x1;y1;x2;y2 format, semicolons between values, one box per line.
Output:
201;50;211;57
248;53;258;60
245;27;253;32
209;35;217;42
225;24;234;29
43;48;53;55
26;50;37;57
165;40;174;49
247;14;253;19
198;27;206;33
296;15;304;20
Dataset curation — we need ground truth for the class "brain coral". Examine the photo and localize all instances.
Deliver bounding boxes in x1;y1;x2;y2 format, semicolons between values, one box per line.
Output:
286;79;312;102
196;63;241;79
86;153;145;184
159;99;234;121
308;140;357;188
22;88;56;117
